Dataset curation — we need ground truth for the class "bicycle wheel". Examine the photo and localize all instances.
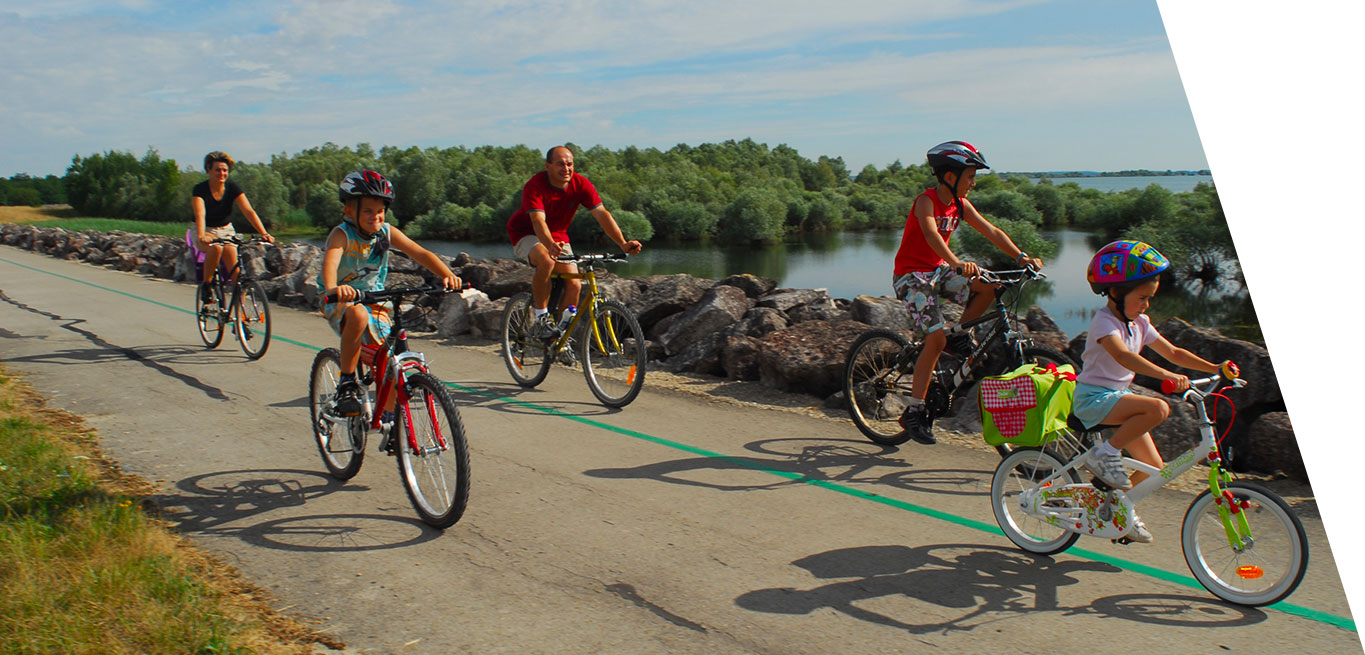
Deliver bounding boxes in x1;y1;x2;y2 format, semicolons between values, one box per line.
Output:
1181;481;1309;606
234;281;272;360
501;292;553;387
844;329;914;446
195;282;225;348
396;372;470;529
991;447;1082;555
579;300;647;408
309;348;365;480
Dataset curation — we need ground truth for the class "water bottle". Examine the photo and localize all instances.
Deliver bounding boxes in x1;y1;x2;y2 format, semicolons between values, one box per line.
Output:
558;305;577;331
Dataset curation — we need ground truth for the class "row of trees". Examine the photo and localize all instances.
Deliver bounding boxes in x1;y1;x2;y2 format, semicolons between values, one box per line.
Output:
51;141;1231;279
0;174;66;207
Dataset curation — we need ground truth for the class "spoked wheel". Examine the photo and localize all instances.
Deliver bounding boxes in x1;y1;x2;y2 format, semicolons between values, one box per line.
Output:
579;300;647;408
195;282;226;348
309;348;365;480
234;281;272;360
395;373;470;529
991;447;1081;555
843;329;914;446
1181;482;1309;606
501;292;552;387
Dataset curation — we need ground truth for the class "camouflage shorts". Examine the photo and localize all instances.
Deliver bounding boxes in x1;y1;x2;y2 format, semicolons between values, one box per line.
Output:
893;264;972;336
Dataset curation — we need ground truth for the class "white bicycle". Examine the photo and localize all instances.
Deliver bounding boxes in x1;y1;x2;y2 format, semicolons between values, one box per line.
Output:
989;364;1309;606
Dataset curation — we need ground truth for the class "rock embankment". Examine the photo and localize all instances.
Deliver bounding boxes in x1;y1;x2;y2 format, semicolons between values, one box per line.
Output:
0;223;1304;481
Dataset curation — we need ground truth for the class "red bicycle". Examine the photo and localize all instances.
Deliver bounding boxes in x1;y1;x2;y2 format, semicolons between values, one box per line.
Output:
308;284;471;529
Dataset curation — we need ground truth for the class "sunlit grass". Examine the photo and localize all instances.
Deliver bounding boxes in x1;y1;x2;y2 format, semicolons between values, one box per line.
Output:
0;369;323;655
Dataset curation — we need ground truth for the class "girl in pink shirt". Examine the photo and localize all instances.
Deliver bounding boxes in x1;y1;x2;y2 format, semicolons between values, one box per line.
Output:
1076;241;1229;543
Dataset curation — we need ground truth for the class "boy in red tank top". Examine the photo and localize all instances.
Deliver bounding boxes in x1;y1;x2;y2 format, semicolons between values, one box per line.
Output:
893;141;1043;445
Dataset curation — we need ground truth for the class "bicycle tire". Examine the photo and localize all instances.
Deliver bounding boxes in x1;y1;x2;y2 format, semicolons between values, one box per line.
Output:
309;348;365;480
579;299;647;408
843;329;914;446
991;446;1082;555
195;282;226;349
501;292;552;387
396;372;471;529
1180;481;1309;606
235;281;272;360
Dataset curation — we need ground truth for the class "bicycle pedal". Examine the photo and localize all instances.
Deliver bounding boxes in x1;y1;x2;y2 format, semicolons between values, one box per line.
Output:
1112;537;1134;546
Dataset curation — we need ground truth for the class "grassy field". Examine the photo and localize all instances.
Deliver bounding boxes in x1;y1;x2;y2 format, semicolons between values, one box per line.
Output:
0;205;323;240
0;366;332;654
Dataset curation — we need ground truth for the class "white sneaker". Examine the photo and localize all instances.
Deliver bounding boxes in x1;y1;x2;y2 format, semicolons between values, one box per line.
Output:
530;313;561;340
1083;448;1132;490
1127;515;1153;543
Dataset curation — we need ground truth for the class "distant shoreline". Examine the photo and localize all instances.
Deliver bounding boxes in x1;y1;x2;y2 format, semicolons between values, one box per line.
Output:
1002;170;1212;178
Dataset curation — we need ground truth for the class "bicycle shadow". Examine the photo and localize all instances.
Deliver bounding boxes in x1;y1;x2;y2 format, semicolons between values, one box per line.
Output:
151;468;440;552
735;543;1266;634
584;437;989;496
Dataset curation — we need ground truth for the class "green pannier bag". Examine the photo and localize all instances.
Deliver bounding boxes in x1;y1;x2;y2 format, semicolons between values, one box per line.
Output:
979;362;1077;447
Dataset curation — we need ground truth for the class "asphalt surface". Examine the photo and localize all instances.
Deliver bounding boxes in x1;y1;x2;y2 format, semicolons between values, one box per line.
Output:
1;245;1360;654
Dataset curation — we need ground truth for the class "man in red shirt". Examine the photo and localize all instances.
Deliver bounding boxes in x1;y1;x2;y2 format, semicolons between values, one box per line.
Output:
506;145;643;337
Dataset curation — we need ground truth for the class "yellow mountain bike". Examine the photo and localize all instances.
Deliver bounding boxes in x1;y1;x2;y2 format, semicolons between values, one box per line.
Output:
500;253;646;408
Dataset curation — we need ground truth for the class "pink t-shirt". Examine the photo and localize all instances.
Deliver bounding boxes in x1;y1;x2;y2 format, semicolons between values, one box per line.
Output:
894;188;961;276
1076;309;1159;390
505;171;604;245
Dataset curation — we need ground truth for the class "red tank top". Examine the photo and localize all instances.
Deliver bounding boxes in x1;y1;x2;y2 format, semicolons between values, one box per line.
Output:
894;188;960;276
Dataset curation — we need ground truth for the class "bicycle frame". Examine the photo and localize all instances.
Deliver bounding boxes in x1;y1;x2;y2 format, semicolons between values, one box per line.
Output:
1028;375;1250;546
545;257;626;362
320;291;451;455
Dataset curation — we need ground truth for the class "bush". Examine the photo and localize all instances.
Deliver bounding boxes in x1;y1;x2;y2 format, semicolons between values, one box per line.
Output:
648;200;717;240
410;202;473;240
306;181;343;228
719;189;787;244
955;216;1056;266
970;190;1043;226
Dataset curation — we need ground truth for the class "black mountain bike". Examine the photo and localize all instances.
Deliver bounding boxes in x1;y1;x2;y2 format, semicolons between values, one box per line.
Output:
195;236;274;360
843;267;1079;455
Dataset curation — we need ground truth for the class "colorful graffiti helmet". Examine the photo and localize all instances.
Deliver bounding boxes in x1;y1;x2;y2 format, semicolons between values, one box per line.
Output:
338;170;394;207
1087;240;1170;294
926;141;990;171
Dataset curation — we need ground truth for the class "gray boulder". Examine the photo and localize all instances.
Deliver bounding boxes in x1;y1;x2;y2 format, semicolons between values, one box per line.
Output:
661;285;752;355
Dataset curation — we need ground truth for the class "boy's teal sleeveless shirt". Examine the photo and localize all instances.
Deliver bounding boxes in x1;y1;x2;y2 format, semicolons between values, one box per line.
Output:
317;222;390;292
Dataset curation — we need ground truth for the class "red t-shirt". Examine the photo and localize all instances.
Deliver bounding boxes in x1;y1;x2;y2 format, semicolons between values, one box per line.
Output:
505;171;604;245
893;188;961;276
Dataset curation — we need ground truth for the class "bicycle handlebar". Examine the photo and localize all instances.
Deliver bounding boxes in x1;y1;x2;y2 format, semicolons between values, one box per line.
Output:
324;282;472;305
556;253;629;264
206;235;275;247
975;266;1045;285
1162;372;1247;398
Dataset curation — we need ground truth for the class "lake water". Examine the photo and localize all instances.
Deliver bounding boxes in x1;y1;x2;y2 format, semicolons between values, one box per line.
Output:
1023;174;1214;194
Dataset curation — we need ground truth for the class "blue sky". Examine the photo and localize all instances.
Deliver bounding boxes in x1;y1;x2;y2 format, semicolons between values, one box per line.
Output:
0;0;1203;177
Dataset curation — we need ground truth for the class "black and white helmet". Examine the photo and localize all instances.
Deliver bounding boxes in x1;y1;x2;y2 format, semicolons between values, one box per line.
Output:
338;170;394;207
926;141;990;172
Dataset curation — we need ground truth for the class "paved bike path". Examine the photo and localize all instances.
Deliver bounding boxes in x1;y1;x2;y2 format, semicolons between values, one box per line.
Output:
1;246;1359;654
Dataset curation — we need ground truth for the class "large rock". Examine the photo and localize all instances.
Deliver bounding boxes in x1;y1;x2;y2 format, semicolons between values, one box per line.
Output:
756;288;833;313
630;274;715;332
721;335;763;381
1153;318;1280;407
434;291;473;338
468;297;509;339
1240;412;1306;481
756;320;867;398
662;331;727;376
480;267;536;300
718;273;778;298
459;258;526;294
660;285;751;355
1023;305;1071;352
849;295;910;331
728;307;789;339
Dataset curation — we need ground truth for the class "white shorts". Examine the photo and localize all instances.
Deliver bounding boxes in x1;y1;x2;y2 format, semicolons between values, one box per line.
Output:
513;235;573;264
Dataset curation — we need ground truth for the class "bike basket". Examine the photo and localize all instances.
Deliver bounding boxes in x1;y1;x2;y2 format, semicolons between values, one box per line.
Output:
979;362;1076;447
185;229;207;282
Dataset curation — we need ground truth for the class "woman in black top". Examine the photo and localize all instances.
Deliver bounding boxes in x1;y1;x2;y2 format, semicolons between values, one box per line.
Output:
192;151;274;299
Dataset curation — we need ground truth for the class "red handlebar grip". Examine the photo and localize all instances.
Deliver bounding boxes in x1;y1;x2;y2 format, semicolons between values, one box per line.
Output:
1161;379;1177;394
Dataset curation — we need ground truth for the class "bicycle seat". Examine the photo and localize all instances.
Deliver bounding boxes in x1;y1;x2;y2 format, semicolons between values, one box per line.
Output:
1066;414;1120;433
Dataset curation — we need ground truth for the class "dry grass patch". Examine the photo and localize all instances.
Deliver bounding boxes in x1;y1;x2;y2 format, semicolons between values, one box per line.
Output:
0;367;339;655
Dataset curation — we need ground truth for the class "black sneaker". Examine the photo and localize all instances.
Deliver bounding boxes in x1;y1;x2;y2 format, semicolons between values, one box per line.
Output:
199;283;214;304
334;380;364;417
898;406;937;445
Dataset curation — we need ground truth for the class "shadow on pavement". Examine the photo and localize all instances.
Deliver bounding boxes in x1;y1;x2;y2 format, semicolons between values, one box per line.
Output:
735;543;1266;633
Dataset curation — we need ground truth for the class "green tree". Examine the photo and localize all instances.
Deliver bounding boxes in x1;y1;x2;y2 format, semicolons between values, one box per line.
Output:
306;181;343;228
719;188;787;244
227;163;289;229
